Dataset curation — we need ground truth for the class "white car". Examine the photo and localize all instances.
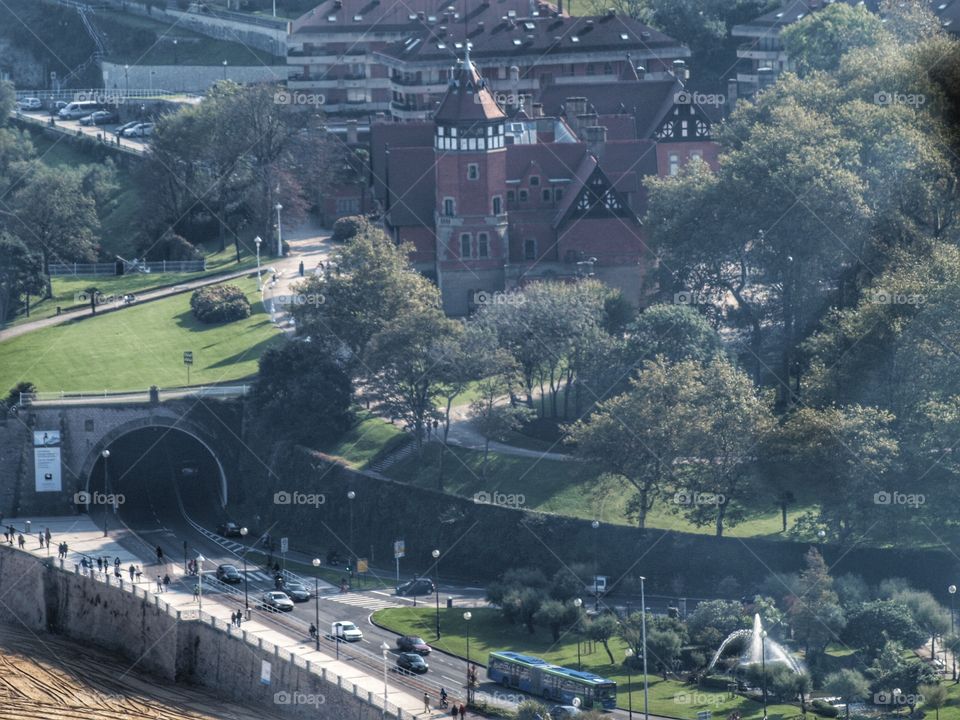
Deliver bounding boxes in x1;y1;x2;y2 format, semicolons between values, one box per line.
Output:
16;97;42;111
331;620;363;642
122;122;154;138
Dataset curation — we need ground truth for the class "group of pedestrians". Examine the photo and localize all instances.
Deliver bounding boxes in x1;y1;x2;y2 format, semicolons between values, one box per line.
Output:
424;691;467;717
55;541;69;558
155;574;171;592
231;610;244;627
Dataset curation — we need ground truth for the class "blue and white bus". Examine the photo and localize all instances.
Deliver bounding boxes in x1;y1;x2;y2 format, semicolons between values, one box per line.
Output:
487;651;618;709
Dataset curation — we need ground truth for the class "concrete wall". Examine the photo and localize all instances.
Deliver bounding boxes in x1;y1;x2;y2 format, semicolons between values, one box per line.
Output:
0;545;392;719
102;61;286;93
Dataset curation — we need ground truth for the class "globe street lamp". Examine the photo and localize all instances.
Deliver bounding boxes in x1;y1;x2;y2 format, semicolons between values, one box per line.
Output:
275;202;283;256
101;449;111;537
347;490;356;579
591;520;600;611
240;526;250;618
573;598;583;670
624;648;634;720
464;611;473;703
222;60;228;80
950;584;957;681
381;640;391;716
312;558;322;650
432;548;441;639
761;629;768;720
254;236;262;290
640;575;649;720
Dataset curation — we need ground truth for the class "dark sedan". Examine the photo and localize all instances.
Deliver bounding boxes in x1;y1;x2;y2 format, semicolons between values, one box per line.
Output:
395;652;428;674
396;578;434;597
215;564;242;584
396;635;432;655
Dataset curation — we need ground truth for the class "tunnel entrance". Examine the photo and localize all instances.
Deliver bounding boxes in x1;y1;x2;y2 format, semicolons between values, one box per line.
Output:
86;427;227;532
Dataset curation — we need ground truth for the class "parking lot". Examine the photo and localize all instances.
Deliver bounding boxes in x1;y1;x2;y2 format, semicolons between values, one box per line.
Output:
12;108;150;154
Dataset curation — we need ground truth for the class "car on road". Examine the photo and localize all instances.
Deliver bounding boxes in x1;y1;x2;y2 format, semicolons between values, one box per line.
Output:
115;120;143;137
283;580;311;602
331;620;363;642
217;521;243;537
79;110;119;126
16;97;42;111
396;635;431;655
122;122;154;138
259;591;294;612
396;578;434;597
215;564;242;584
395;652;429;674
549;706;582;718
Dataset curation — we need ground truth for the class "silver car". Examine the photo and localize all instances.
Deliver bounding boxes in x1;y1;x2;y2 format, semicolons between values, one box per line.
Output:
260;591;294;612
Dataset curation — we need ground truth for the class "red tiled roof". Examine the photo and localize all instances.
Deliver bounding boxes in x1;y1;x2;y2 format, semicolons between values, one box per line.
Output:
595;114;637;141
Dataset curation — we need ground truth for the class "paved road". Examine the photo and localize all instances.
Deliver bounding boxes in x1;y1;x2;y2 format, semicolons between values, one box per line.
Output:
13;109;149;154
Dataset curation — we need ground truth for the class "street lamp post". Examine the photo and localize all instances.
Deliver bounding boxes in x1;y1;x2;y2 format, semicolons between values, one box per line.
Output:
101;449;110;537
432;548;441;639
573;598;583;670
591;520;600;611
347;490;356;574
123;65;129;95
275;202;283;257
640;575;649;720
761;629;768;720
381;641;390;717
240;527;249;618
197;553;205;611
222;60;228;80
464;611;473;704
313;558;322;651
624;648;634;720
950;584;957;681
254;236;262;290
172;38;178;65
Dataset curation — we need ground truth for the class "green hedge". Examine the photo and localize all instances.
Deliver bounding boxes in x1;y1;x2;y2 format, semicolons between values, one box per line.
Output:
812;700;839;717
190;284;250;324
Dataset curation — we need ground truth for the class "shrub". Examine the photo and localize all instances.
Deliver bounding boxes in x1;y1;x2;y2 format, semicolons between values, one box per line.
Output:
331;215;367;242
190;284;250;323
812;699;839;717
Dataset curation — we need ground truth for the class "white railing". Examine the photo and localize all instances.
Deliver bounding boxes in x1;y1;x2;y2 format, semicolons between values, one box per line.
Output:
48;259;207;276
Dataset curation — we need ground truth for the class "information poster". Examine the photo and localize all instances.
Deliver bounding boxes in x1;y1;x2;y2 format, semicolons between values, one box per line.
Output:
33;431;62;493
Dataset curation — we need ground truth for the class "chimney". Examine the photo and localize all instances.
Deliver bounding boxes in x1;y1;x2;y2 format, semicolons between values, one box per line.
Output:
576;113;598;135
346;119;358;144
531;102;543;118
584;125;607;153
636;65;646;80
672;59;689;81
566;96;588;118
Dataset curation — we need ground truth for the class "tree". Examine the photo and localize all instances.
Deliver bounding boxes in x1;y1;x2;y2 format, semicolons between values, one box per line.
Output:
516;700;550;720
470;372;534;478
291;225;439;361
502;587;542;634
534;600;577;642
0;80;14;120
251;340;353;447
787;549;846;658
781;4;887;75
870;640;938;696
625;303;722;370
893;590;951;660
365;308;461;454
686;600;748;648
843;600;926;655
587;614;619;664
9;166;99;288
0;232;45;322
920;683;948;720
486;567;547;607
823;669;869;719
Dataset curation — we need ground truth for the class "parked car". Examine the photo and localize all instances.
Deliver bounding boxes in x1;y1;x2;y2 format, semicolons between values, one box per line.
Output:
283;580;311;602
259;591;294;612
215;564;242;584
217;521;242;537
396;578;434;597
122;122;154;137
16;97;42;111
115;120;142;136
395;652;429;674
549;706;582;718
331;621;363;642
79;110;118;126
396;635;431;655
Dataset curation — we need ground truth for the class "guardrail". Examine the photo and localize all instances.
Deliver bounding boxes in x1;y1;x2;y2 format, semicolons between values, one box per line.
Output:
15;88;198;101
19;385;251;406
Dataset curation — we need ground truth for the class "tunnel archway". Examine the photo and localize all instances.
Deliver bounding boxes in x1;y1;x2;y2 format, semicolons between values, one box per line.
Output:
83;422;228;509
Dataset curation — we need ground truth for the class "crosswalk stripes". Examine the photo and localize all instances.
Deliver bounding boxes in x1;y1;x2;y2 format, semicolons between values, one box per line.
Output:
323;592;401;612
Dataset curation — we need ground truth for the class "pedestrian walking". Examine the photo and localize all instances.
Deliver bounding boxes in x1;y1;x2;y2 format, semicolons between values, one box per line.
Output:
236;612;242;627
163;574;170;591
114;567;121;579
193;585;200;602
97;557;103;572
450;704;458;718
129;564;135;581
156;576;163;592
459;703;466;719
44;528;51;546
38;531;43;547
17;534;24;549
114;557;121;571
298;260;304;277
135;568;142;583
62;541;68;557
423;692;430;714
156;546;164;563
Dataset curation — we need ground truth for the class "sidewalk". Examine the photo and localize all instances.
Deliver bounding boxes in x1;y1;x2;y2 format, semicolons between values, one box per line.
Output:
2;514;456;719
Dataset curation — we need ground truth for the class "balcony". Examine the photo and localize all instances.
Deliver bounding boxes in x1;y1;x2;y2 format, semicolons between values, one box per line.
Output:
737;42;782;61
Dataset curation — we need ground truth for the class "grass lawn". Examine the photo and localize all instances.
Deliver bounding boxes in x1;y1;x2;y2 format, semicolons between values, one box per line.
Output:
373;607;798;720
318;411;407;470
383;443;812;538
0;276;281;392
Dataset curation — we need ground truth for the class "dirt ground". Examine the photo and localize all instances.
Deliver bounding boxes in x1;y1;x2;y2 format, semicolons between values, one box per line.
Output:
0;624;284;720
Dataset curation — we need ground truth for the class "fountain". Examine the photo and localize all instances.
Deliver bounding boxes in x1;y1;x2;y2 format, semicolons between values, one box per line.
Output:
706;614;803;675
